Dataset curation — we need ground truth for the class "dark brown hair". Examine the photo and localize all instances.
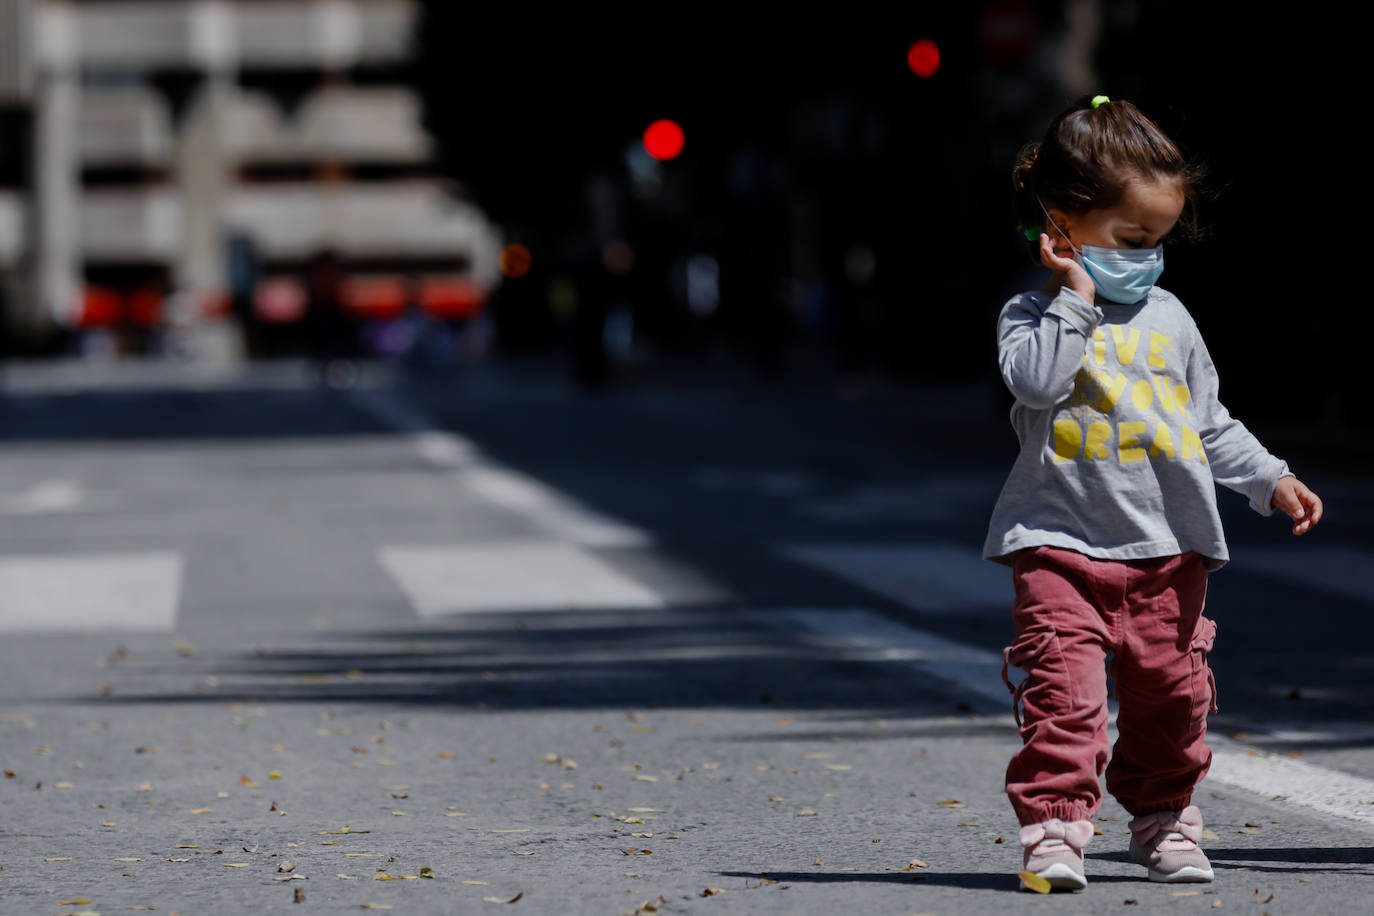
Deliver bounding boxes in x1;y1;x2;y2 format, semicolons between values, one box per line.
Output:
1012;96;1203;261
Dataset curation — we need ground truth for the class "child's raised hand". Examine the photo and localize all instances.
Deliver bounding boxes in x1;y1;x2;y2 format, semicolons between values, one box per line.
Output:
1271;476;1323;535
1038;233;1095;303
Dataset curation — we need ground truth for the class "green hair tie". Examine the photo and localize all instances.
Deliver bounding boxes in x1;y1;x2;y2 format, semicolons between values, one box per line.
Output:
1024;228;1041;241
1091;94;1110;109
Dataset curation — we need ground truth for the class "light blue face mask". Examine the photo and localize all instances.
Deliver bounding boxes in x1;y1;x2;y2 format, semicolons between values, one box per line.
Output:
1076;244;1164;304
1038;202;1165;304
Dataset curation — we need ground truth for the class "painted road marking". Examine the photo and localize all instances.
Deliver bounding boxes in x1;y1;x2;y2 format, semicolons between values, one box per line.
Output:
780;542;1011;616
0;480;86;515
457;466;650;548
378;541;665;617
352;388;650;548
780;606;1374;832
0;552;182;632
1228;545;1374;605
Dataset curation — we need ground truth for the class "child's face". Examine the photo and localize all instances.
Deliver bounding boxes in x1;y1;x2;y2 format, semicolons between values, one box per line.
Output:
1048;175;1184;255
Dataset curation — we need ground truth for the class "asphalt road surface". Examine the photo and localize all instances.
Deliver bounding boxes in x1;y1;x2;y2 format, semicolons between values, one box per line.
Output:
2;357;1371;916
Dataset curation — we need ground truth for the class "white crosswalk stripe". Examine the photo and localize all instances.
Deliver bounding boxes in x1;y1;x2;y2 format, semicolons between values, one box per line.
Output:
377;541;665;617
0;552;182;632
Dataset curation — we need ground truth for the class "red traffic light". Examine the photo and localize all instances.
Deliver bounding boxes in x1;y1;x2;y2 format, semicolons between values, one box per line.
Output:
907;38;940;78
643;119;685;161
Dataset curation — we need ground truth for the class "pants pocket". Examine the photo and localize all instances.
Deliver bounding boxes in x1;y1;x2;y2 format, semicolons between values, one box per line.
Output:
1189;616;1219;723
1002;628;1068;729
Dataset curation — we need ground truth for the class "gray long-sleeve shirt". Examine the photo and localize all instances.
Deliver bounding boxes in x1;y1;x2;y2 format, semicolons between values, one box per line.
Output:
983;285;1290;569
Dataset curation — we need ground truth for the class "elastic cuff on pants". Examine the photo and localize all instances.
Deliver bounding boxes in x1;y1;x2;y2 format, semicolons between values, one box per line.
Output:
1123;793;1193;818
1015;802;1096;827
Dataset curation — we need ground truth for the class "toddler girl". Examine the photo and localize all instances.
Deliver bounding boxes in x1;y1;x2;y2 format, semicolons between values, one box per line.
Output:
983;95;1322;891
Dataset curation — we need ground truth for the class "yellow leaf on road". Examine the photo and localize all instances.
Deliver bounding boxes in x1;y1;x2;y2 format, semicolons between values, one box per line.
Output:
224;863;252;868
1019;870;1052;893
482;892;524;904
240;774;258;787
824;764;852;771
490;828;531;834
191;808;214;814
463;880;489;885
1202;828;1220;841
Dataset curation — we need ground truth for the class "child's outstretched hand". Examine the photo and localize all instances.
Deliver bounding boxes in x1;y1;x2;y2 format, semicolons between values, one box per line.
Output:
1272;476;1323;535
1038;234;1095;303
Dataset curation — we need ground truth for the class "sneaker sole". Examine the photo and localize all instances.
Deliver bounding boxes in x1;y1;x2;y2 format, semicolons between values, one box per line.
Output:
1145;865;1214;883
1129;839;1214;883
1025;862;1087;891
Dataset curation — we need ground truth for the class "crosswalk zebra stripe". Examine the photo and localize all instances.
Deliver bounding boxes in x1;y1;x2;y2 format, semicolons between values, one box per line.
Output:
0;552;182;632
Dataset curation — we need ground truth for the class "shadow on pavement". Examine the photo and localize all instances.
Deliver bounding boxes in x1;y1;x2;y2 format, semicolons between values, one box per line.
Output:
61;606;980;718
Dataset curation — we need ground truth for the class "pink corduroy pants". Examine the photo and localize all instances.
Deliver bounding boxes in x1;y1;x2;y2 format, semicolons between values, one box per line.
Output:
1002;546;1218;826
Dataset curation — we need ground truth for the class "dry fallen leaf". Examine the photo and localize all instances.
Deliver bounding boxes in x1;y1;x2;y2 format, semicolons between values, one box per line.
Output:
191;808;214;814
44;857;73;862
824;764;852;771
360;906;393;911
278;860;296;873
464;881;490;886
482;892;523;904
937;800;967;808
701;887;726;896
294;887;306;903
490;829;531;834
1253;890;1274;904
419;867;436;878
622;897;663;915
224;863;252;868
796;809;819;817
1211;900;1223;908
1019;870;1051;894
1202;828;1220;841
240;774;259;787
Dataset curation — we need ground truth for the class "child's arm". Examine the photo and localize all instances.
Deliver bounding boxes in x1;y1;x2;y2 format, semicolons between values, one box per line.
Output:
997;237;1103;408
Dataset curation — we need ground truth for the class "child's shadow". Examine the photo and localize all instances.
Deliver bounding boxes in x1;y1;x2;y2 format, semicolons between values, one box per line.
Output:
1091;847;1374;877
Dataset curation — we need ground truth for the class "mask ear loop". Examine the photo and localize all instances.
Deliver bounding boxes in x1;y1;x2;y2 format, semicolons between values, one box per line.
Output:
1036;199;1081;258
